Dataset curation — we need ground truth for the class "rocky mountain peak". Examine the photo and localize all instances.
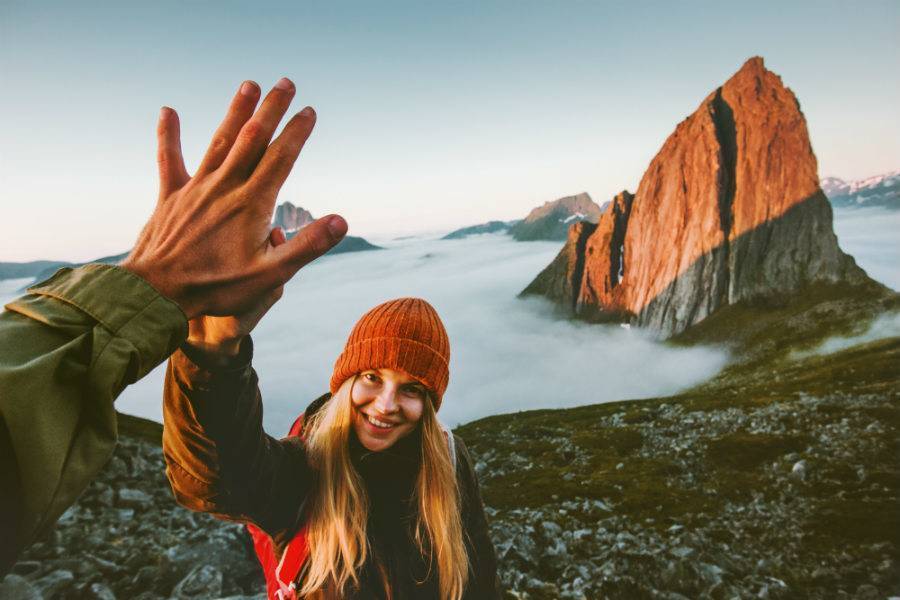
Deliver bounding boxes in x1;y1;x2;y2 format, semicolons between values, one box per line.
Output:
522;57;870;336
272;201;315;233
522;192;599;223
736;55;766;77
511;192;603;241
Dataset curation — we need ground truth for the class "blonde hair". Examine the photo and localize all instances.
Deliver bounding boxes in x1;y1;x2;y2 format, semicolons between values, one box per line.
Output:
300;376;469;600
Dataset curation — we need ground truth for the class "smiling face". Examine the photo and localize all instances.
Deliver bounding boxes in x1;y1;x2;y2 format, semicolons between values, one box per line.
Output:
350;368;428;452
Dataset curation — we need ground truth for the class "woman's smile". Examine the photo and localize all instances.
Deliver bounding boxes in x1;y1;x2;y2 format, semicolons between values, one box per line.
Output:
362;412;398;430
351;369;426;451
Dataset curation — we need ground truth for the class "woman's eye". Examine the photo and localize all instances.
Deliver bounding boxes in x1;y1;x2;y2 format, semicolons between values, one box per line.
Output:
403;386;426;399
363;373;380;383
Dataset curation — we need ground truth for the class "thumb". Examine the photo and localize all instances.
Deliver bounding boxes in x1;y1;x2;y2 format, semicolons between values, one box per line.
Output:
270;226;287;247
268;215;347;283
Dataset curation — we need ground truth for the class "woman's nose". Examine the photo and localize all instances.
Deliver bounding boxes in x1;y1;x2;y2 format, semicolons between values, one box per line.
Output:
373;387;399;413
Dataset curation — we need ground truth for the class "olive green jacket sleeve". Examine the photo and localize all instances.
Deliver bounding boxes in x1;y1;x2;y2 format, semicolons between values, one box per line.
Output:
0;264;187;573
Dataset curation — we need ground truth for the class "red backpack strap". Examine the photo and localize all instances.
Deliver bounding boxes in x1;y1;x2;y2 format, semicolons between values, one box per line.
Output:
288;413;305;438
247;412;310;600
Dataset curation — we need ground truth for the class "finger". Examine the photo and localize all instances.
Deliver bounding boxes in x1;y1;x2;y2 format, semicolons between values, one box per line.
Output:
270;227;287;246
249;107;316;191
157;107;190;197
268;215;347;285
220;77;296;179
196;80;261;175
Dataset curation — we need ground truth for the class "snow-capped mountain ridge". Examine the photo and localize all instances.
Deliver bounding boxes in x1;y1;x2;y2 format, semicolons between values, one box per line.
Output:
822;169;900;210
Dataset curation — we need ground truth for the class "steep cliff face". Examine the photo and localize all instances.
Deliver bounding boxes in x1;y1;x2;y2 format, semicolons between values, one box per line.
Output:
522;57;869;336
521;220;597;306
576;191;634;320
510;192;603;241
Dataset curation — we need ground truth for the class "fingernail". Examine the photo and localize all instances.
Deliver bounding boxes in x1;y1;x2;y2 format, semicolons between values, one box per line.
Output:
275;77;294;91
159;106;172;119
240;81;258;96
327;215;348;238
300;106;315;118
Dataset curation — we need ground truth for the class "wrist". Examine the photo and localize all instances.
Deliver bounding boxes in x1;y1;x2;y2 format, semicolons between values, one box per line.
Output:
120;258;199;318
180;335;253;372
185;335;243;358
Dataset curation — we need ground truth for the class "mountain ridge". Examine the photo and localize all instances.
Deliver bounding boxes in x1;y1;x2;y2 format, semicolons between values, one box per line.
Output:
822;169;899;210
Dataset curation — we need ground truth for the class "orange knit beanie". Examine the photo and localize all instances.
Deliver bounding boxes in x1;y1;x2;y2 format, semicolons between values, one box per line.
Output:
330;298;450;410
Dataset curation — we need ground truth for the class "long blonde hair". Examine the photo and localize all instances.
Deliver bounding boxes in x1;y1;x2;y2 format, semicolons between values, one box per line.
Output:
300;375;469;600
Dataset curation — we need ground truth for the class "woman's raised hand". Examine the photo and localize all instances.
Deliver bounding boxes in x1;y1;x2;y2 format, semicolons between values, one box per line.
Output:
122;78;346;320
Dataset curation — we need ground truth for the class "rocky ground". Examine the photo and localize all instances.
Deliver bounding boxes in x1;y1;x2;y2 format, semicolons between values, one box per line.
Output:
466;392;899;599
2;435;266;600
2;302;898;599
3;381;897;599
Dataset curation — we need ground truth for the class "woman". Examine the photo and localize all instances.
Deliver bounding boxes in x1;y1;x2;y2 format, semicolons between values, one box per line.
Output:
162;292;501;600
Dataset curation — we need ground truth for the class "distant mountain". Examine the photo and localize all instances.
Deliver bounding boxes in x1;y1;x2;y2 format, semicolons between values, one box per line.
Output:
327;236;382;254
509;192;603;241
0;260;73;281
272;202;316;233
522;57;876;337
28;252;130;286
441;220;521;240
272;202;382;255
821;170;899;210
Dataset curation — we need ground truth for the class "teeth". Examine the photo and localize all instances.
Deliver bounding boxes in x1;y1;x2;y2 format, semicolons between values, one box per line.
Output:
367;414;395;429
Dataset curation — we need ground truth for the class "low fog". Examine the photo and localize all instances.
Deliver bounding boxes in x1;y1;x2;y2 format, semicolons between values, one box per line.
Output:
3;207;895;433
832;207;900;291
806;311;900;358
105;235;724;432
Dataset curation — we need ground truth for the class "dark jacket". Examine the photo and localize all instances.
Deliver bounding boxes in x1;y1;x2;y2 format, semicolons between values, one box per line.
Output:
162;338;502;599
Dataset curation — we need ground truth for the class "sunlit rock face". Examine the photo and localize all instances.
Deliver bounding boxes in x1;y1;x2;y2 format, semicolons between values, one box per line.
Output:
523;57;869;336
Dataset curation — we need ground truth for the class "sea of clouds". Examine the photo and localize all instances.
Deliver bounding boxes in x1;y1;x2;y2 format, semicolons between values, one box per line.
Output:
2;207;895;433
113;234;729;432
831;207;900;291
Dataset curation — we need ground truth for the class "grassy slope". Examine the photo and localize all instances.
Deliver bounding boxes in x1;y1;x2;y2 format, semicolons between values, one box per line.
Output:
456;282;900;575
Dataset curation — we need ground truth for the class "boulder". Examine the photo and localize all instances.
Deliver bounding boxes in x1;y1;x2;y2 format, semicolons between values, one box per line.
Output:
171;565;224;599
0;574;41;600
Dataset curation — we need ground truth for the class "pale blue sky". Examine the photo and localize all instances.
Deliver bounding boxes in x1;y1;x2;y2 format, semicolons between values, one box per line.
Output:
1;0;898;261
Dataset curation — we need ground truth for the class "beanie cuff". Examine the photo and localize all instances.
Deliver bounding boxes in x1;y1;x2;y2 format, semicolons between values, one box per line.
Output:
330;336;449;409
